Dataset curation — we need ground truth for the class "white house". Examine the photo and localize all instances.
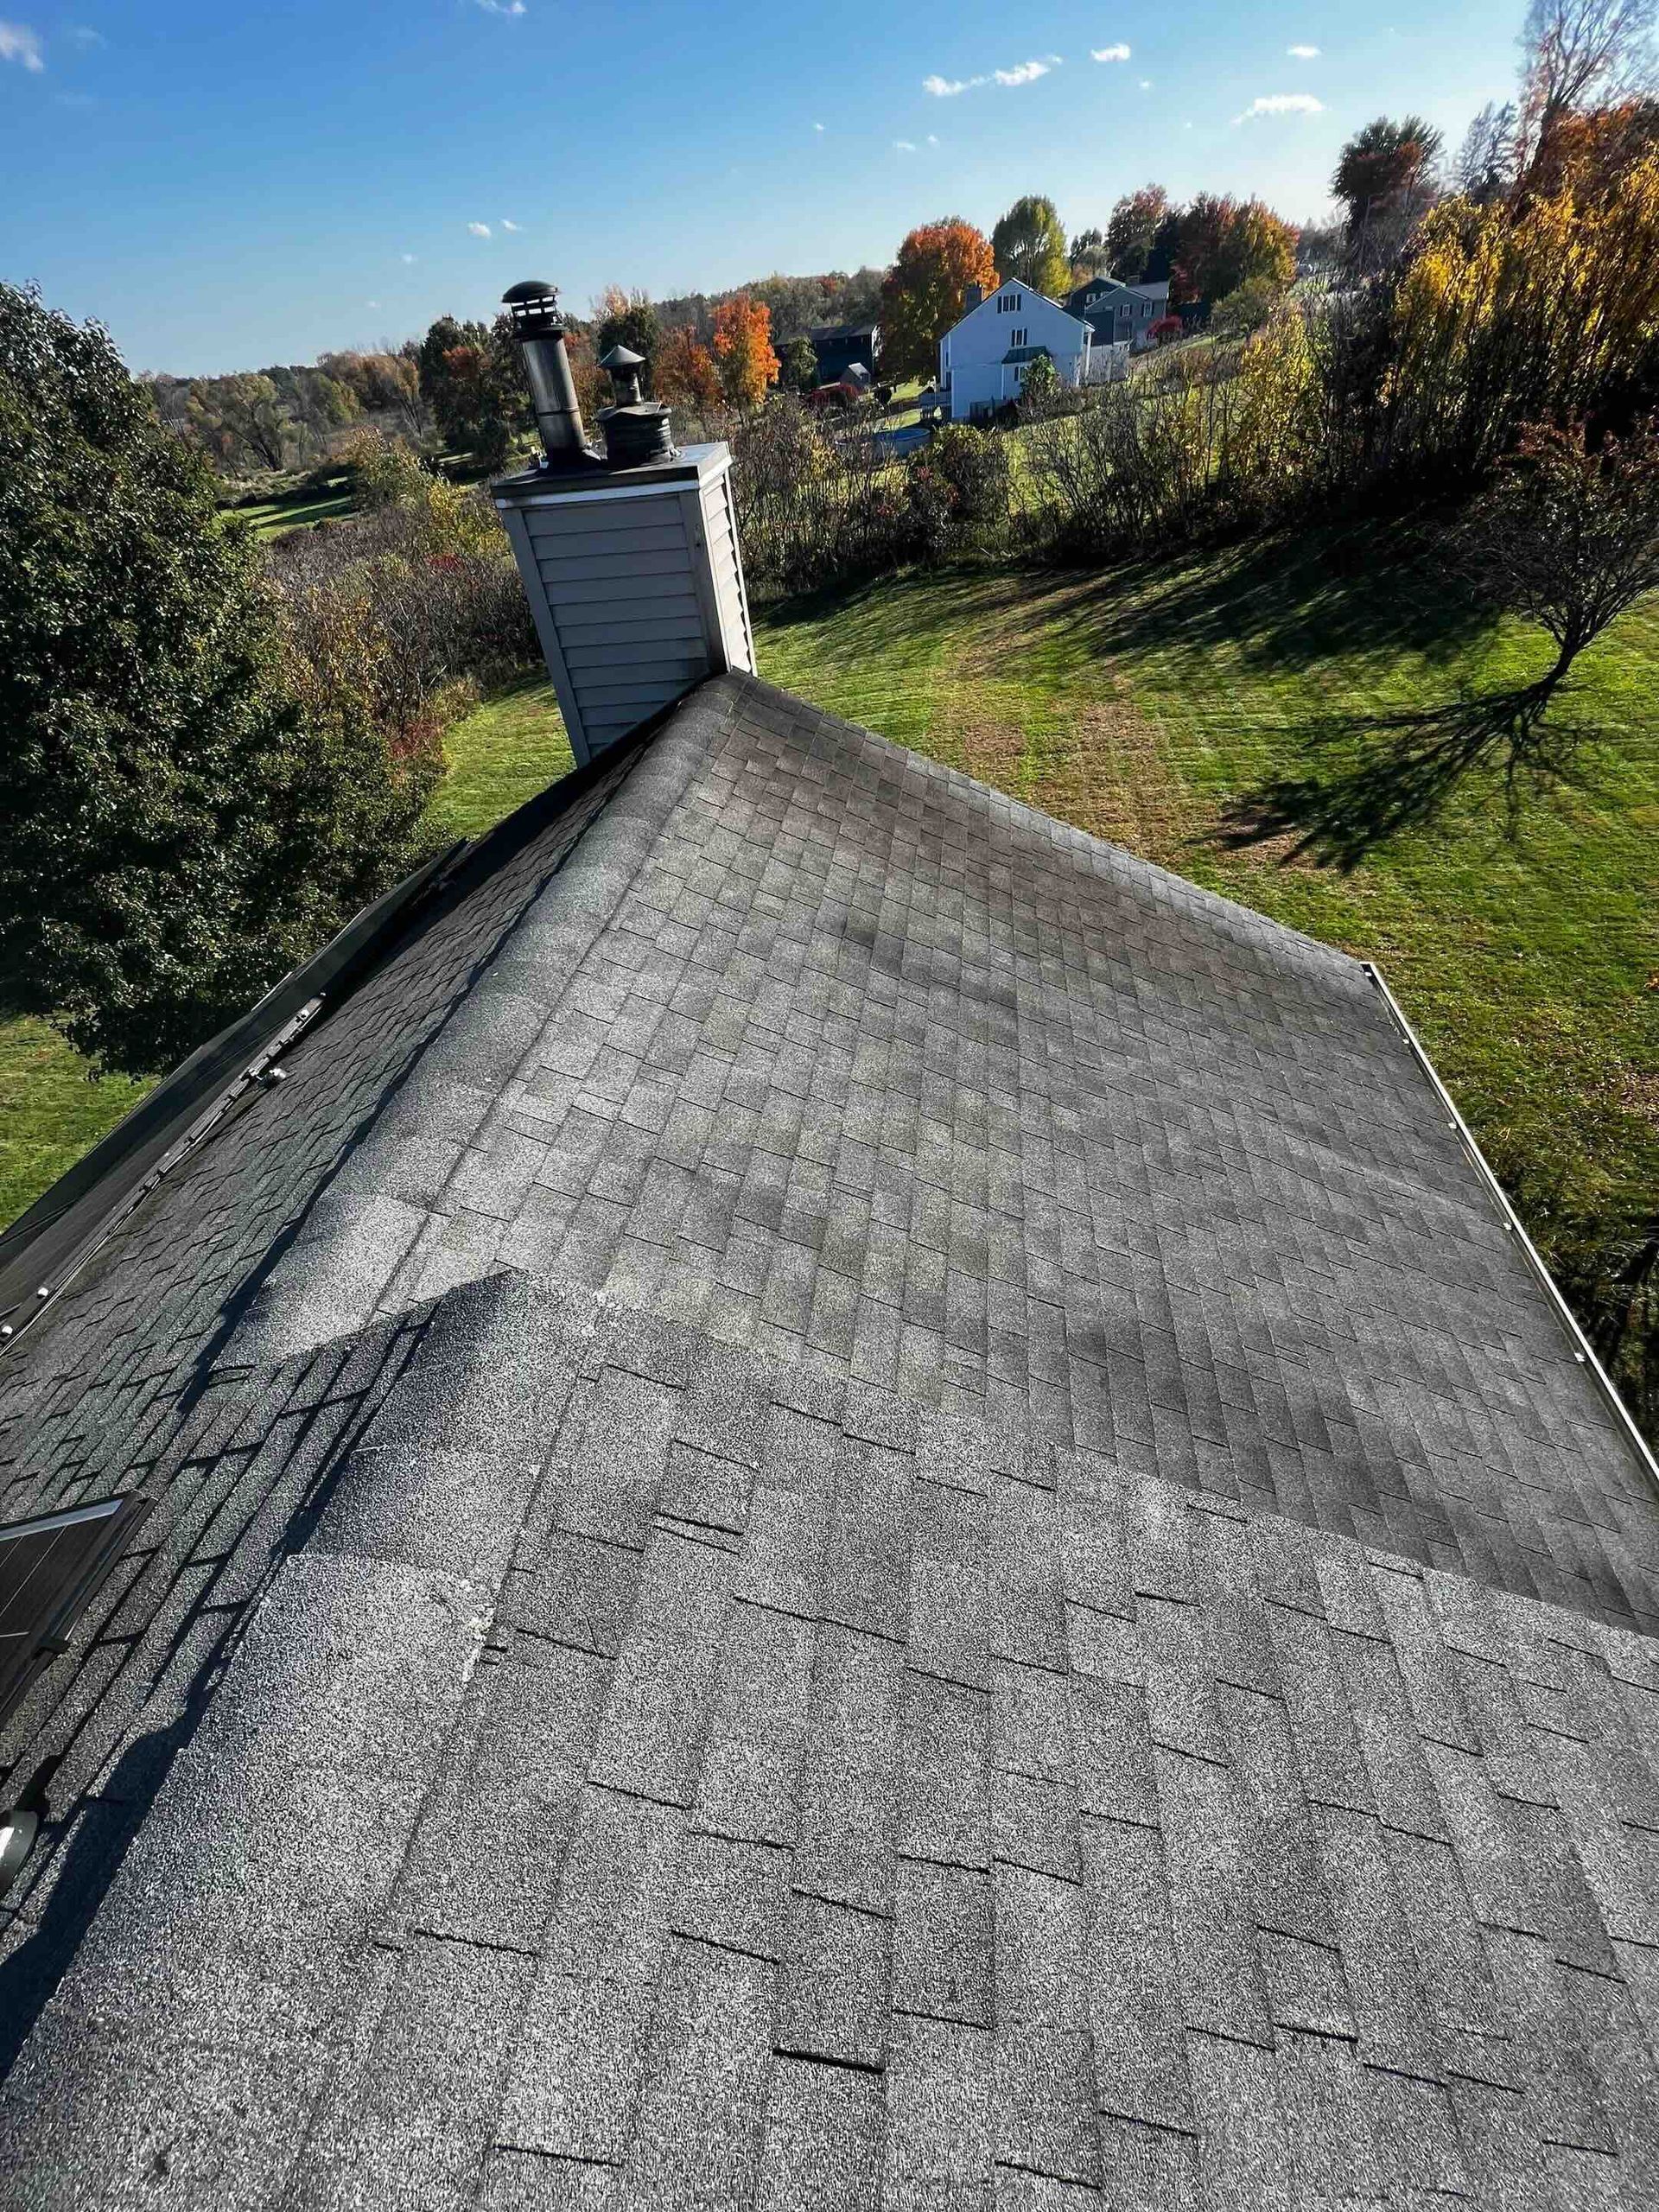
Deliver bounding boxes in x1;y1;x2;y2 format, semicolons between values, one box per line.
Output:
937;279;1091;422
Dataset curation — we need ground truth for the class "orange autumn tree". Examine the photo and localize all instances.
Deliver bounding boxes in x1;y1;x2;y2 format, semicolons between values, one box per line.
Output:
654;324;723;414
880;219;999;380
710;294;780;407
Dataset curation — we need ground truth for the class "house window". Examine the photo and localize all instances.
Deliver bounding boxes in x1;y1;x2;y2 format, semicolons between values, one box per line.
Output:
1012;328;1027;348
998;292;1023;313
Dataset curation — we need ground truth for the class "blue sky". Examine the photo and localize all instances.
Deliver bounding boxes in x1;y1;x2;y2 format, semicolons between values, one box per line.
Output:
3;1;1527;376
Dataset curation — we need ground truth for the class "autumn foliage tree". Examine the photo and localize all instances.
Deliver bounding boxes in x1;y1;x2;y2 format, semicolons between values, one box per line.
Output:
654;325;723;415
1105;186;1171;282
1170;197;1298;308
1332;116;1444;268
416;314;527;465
710;294;780;407
880;219;999;380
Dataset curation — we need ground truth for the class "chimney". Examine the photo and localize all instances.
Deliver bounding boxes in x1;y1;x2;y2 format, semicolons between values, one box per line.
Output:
963;283;983;311
493;280;754;768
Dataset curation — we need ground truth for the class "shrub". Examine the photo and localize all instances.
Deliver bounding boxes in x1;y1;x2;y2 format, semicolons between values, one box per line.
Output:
268;456;537;773
728;397;919;594
1211;277;1283;340
0;283;437;1077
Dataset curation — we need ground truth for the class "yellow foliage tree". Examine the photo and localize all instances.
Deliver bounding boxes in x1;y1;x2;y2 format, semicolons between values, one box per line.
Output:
711;295;781;408
1387;152;1659;474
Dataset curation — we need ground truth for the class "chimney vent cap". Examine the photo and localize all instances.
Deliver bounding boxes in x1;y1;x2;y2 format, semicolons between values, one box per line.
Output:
502;278;559;304
598;343;645;371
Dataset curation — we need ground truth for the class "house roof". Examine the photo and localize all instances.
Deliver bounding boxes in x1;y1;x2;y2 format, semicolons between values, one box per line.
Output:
3;672;1658;2207
949;281;1090;341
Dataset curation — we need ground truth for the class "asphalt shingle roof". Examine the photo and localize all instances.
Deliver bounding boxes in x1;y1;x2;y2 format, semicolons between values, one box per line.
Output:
2;671;1657;2207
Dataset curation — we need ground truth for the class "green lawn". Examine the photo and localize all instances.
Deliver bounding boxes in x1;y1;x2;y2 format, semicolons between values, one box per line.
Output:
426;672;577;842
7;531;1655;1381
755;537;1658;1269
228;474;354;538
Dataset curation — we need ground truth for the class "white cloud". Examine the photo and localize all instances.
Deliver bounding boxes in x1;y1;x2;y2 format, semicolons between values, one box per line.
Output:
468;221;492;237
501;217;521;230
0;21;44;70
926;132;938;144
401;252;417;264
1234;92;1324;121
366;299;381;309
813;119;823;130
893;138;918;150
1090;42;1130;62
924;54;1058;96
1139;78;1152;90
70;23;103;46
1287;42;1319;58
473;0;525;14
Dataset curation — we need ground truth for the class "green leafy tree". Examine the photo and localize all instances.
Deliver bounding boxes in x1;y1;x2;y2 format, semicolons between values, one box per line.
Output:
0;283;435;1075
416;313;527;464
1105;185;1171;282
1211;277;1282;339
187;371;296;473
782;335;820;392
1068;226;1112;279
991;194;1071;299
592;286;662;388
1016;352;1063;417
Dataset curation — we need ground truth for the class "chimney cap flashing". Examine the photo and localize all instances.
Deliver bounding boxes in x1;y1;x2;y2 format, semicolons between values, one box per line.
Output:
492;438;730;502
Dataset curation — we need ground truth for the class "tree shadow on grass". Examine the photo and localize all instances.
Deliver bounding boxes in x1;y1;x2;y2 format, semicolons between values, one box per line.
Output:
1036;518;1495;683
1211;685;1582;872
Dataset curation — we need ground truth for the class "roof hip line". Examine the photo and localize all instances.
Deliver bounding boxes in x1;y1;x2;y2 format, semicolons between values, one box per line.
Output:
1362;959;1657;1488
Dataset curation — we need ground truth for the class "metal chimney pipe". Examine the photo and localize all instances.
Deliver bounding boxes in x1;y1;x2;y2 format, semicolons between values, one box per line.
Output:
501;279;602;470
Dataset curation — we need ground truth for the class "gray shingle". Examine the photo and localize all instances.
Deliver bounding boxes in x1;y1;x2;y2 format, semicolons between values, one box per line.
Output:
7;674;1659;2212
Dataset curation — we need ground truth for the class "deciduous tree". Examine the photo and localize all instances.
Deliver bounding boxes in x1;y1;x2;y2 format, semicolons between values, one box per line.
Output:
1520;0;1656;169
654;325;723;414
991;194;1070;299
592;286;662;386
1333;116;1444;266
710;294;780;407
1105;186;1170;282
880;219;999;380
416;313;526;465
782;336;820;393
1459;414;1659;703
187;372;296;473
1068;226;1112;279
1171;196;1298;308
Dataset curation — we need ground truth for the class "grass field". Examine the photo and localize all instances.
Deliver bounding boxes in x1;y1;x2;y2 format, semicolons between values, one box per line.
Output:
758;535;1657;1262
227;474;355;538
7;529;1655;1362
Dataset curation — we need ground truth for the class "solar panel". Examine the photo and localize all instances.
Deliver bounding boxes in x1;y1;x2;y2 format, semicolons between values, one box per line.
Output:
0;1494;151;1729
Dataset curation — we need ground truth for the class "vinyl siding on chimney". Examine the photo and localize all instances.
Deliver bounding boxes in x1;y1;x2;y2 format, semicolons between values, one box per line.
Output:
496;442;753;765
